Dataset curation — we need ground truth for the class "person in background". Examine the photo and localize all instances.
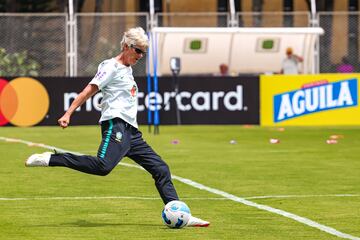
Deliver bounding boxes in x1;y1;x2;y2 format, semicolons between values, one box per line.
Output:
219;63;229;76
25;27;209;228
336;56;354;73
280;47;303;74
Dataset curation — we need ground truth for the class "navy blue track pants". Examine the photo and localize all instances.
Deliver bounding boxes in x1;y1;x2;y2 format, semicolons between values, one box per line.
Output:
49;118;179;204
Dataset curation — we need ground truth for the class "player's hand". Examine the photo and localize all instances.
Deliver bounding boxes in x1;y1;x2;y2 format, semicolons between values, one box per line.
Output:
58;114;70;129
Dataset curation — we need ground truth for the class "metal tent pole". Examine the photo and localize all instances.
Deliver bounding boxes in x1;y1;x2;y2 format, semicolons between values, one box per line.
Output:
68;0;75;76
310;0;320;73
149;0;156;29
228;0;238;27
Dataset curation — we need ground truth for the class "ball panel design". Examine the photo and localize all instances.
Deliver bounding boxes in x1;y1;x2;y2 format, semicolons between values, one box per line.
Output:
162;200;191;228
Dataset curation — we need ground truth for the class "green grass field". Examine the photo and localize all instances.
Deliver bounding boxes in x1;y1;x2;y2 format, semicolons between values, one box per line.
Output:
0;125;359;240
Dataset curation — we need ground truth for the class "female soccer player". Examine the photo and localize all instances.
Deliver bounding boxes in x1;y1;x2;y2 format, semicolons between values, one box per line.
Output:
26;27;209;227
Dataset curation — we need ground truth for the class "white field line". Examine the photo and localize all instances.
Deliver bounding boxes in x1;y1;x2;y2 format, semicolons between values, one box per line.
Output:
1;136;359;240
1;194;359;202
0;196;161;201
0;196;226;201
245;194;360;200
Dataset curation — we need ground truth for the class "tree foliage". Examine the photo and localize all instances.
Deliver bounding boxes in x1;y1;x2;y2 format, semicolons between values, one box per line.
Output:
0;48;40;76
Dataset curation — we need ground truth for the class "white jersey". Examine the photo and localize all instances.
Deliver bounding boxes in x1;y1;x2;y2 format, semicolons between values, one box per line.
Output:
282;56;300;74
89;58;139;128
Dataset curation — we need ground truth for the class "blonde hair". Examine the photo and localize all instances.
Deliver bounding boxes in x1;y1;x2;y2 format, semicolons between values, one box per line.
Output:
120;27;149;51
286;47;293;54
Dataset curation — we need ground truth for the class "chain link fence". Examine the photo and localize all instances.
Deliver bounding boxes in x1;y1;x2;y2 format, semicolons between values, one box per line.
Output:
75;13;148;77
318;12;360;73
1;12;360;76
156;12;229;27
0;13;67;77
237;12;311;27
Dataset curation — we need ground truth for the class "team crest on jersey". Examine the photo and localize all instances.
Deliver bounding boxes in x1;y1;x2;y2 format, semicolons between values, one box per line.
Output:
130;85;137;97
115;132;123;142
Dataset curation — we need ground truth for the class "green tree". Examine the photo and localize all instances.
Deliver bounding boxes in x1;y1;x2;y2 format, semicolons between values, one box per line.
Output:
0;48;40;76
0;0;66;76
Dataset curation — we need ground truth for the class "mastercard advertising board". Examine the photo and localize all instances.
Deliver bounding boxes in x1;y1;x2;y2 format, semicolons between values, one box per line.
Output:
0;77;99;127
260;74;359;126
0;76;260;127
0;77;50;127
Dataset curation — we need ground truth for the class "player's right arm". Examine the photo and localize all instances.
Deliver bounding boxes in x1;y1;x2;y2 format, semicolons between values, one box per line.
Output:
58;84;99;128
293;54;304;62
59;59;116;128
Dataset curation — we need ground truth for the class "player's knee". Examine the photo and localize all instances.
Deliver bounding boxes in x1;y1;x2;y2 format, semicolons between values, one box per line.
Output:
154;162;171;179
97;162;114;176
97;168;111;176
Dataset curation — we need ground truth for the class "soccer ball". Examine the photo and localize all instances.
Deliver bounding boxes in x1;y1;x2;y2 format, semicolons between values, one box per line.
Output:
162;200;191;228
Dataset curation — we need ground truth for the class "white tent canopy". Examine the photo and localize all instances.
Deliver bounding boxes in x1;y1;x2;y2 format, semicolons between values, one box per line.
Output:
149;27;324;76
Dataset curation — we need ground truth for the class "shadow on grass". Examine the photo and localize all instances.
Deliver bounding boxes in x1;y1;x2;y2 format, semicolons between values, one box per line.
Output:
66;220;163;228
28;220;163;228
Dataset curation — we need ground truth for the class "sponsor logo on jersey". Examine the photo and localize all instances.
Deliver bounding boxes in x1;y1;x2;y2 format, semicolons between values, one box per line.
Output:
273;79;358;122
94;71;107;81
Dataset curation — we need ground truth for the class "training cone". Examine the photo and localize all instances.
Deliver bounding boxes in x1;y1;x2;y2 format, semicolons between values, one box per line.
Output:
269;138;280;144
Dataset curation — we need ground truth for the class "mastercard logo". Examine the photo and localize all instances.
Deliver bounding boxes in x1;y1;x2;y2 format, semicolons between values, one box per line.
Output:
0;77;49;127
